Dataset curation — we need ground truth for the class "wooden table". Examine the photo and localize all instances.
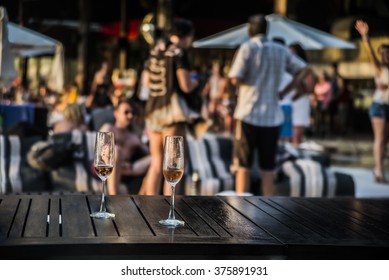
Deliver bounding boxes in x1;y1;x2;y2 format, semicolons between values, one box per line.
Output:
1;194;388;259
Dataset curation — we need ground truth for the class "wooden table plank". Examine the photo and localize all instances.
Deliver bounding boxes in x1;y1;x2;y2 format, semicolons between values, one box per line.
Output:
292;198;383;240
329;199;389;234
1;194;389;260
61;195;95;237
223;196;317;243
306;199;389;239
180;197;231;237
48;196;61;237
192;196;275;241
243;197;325;241
364;199;389;215
268;197;363;239
133;196;196;237
87;195;120;237
22;196;48;238
0;196;20;238
8;197;30;238
108;196;154;236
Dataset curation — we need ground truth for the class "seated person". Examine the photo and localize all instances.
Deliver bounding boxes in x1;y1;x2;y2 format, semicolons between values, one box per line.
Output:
100;100;151;194
52;103;89;134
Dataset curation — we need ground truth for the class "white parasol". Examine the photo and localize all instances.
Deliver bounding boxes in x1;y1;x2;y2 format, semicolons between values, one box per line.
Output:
193;13;356;50
1;6;65;93
0;7;17;90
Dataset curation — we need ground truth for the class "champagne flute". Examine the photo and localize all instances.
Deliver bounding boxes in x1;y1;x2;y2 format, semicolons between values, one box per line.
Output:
90;131;115;219
159;136;185;227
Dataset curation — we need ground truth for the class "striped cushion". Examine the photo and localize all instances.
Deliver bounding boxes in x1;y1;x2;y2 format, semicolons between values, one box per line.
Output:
0;134;50;194
280;159;354;197
186;134;234;195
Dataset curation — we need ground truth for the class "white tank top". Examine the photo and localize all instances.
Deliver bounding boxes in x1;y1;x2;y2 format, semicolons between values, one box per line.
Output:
373;67;389;104
209;76;221;99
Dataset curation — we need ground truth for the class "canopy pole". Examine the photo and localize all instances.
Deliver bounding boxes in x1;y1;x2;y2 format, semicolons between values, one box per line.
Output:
77;0;90;95
119;0;128;72
21;57;28;90
156;0;172;41
274;0;287;16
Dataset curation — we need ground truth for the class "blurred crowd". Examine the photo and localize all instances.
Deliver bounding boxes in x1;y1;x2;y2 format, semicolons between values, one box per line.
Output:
0;14;375;196
0;42;354;145
0;54;355;149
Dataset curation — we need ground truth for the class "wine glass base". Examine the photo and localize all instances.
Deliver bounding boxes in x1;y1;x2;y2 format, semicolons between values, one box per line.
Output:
90;211;115;219
159;219;185;227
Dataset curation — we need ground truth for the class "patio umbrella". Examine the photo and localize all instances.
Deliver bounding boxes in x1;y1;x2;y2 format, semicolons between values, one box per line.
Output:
8;22;60;57
46;44;64;94
7;21;64;93
0;7;17;90
193;13;356;50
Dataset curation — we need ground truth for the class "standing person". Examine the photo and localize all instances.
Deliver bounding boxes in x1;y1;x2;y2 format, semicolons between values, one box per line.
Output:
355;20;389;183
288;42;315;146
278;72;293;143
217;67;237;137
138;18;200;195
86;61;113;110
313;71;332;137
202;61;226;133
337;80;352;135
273;38;293;143
328;62;344;133
228;14;309;196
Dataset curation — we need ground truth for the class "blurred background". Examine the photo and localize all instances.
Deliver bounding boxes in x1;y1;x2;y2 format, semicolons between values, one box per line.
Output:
2;0;389;133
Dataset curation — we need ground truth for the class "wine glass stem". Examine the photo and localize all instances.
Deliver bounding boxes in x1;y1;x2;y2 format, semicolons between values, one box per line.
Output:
99;179;108;212
168;186;176;220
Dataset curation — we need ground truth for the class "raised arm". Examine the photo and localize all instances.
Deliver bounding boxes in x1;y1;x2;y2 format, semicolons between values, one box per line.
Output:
355;20;382;74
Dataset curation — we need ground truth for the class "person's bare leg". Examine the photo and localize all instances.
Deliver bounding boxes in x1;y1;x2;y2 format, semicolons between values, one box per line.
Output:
371;117;386;180
383;122;389;161
235;167;250;193
292;126;303;147
138;130;164;195
260;170;275;196
224;115;233;136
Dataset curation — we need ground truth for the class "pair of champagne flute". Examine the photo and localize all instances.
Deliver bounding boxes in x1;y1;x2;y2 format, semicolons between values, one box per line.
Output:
91;132;185;227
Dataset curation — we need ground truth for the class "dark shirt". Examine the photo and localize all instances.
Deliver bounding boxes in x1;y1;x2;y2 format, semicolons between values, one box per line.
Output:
330;74;343;100
91;83;113;108
145;41;190;115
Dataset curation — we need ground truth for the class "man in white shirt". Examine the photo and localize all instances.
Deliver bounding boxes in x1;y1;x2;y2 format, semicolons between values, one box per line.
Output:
228;14;309;195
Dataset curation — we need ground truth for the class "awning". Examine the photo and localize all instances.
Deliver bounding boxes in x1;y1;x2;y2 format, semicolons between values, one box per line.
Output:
8;22;59;57
0;7;17;89
1;5;65;93
193;13;356;50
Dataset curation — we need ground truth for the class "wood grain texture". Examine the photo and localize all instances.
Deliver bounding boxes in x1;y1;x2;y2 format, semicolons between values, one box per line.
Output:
0;194;389;259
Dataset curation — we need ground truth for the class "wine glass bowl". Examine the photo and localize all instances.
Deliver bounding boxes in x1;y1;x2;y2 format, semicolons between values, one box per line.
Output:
159;136;185;227
90;131;115;219
163;168;184;187
95;165;113;180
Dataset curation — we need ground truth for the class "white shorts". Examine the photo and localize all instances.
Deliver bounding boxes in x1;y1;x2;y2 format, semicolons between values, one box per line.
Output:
292;95;311;127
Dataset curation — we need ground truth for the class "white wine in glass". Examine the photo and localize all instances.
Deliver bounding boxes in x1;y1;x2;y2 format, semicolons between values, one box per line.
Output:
159;135;185;227
90;131;115;219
